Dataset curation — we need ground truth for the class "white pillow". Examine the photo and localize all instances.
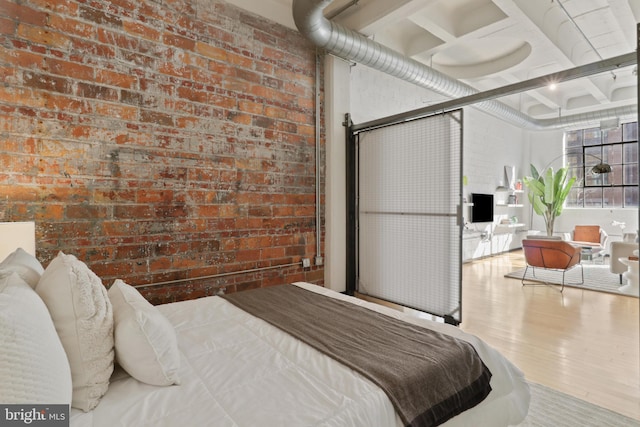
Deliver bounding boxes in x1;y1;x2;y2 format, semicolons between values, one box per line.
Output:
108;279;180;386
0;247;44;288
36;252;114;412
0;272;72;404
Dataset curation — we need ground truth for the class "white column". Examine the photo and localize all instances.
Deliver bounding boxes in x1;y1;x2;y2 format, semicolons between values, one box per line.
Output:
323;55;351;292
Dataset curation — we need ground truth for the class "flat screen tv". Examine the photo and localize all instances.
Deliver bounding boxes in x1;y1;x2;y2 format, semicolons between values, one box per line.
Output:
471;193;494;223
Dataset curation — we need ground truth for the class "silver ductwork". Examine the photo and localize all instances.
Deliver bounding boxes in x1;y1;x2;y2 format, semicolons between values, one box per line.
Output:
292;0;637;130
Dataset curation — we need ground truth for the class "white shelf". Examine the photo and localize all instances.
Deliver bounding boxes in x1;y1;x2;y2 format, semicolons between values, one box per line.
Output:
495;188;524;193
496;203;524;207
497;223;526;228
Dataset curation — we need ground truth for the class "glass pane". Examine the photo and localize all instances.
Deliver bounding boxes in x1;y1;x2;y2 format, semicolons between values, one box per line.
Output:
601;165;623;186
584;146;603;166
567;166;583;184
623;122;638;142
582;128;601;146
584;187;603;207
562;123;638;210
584;169;603;186
603;187;623;208
603;127;622;143
602;144;622;165
565;151;582;168
623;142;638;163
624;186;638;207
566;187;583;207
565;130;582;148
623;163;638;185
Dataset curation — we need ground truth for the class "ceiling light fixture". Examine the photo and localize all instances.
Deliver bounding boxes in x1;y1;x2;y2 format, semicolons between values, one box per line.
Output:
538;153;611;183
590;161;612;175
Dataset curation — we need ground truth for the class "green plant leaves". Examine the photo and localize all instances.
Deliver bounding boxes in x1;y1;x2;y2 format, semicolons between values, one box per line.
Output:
523;163;576;236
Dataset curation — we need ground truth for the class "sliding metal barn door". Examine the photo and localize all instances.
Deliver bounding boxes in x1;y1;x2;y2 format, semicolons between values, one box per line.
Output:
355;111;463;323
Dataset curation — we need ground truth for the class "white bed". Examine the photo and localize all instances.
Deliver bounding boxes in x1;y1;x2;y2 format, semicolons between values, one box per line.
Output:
69;282;530;427
0;248;528;427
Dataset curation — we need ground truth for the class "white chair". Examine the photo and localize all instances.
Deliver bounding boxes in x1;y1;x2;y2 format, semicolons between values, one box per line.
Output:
610;242;640;284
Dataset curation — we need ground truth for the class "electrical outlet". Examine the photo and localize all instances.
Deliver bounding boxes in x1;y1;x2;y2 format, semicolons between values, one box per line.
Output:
301;258;311;268
315;256;323;266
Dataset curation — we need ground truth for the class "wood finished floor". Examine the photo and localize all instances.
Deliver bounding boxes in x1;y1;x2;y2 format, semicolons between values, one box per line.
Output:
460;250;640;421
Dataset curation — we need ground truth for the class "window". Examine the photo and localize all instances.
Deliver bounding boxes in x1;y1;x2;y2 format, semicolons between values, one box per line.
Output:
565;122;638;208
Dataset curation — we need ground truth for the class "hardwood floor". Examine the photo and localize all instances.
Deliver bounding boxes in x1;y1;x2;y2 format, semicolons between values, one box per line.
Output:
460;250;640;421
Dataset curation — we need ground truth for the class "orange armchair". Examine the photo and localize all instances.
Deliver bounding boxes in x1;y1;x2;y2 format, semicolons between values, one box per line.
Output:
568;225;608;259
521;239;584;292
572;225;605;245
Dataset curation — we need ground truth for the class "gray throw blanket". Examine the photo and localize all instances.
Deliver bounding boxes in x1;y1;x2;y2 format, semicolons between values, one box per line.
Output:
222;284;492;427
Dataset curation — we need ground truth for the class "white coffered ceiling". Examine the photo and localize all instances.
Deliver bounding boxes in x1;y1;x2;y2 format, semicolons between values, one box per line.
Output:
227;0;639;120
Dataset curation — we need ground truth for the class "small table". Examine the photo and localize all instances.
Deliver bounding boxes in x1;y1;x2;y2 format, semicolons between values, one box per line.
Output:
618;252;640;296
568;241;603;264
580;246;593;262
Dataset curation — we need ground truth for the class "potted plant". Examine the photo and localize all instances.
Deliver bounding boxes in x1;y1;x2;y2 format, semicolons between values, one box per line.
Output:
523;164;576;237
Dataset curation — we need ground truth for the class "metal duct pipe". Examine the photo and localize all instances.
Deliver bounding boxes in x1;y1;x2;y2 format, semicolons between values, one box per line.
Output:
292;0;637;130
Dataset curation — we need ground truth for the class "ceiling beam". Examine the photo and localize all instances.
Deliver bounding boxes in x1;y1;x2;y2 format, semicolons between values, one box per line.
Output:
335;0;436;35
352;51;636;131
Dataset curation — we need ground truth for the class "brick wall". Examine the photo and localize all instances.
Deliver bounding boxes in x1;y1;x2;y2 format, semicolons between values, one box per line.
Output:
0;0;324;303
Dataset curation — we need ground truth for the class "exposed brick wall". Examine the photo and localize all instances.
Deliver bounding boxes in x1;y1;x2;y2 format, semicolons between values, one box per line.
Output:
0;0;324;303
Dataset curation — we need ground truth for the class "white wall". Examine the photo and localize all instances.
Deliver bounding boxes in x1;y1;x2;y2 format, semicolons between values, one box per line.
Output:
349;64;448;124
463;108;528;254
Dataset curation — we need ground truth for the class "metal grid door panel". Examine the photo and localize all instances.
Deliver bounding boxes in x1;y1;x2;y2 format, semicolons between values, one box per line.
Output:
357;111;462;321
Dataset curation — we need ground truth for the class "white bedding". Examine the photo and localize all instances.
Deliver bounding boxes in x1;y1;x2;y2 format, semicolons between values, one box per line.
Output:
70;282;529;427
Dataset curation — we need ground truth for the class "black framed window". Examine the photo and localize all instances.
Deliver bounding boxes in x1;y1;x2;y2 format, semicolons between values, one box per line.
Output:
565;122;638;208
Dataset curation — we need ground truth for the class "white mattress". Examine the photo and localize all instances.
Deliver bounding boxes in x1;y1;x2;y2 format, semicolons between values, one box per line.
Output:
70;282;529;427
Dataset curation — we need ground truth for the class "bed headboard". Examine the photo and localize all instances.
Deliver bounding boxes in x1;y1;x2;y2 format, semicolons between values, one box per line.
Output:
0;221;36;261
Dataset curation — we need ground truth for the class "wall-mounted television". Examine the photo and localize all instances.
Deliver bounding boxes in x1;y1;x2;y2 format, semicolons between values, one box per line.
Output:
471;193;494;223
